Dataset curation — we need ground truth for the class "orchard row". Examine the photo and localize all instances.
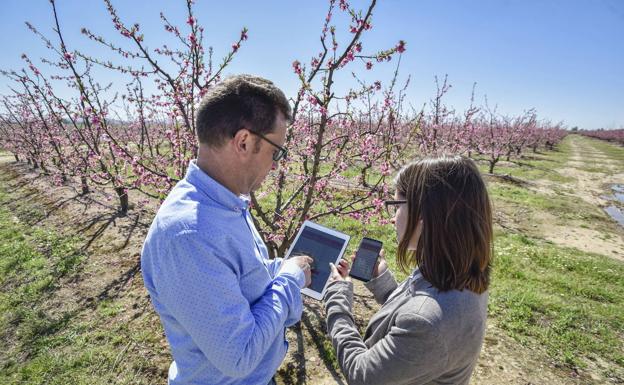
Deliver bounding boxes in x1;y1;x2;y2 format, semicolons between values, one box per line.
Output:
0;0;566;254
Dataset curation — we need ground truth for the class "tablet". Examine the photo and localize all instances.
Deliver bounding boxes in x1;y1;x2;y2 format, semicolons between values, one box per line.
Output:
284;220;350;300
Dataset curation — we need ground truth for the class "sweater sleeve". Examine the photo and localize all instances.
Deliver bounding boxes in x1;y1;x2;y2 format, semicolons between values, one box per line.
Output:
324;281;449;385
363;268;398;304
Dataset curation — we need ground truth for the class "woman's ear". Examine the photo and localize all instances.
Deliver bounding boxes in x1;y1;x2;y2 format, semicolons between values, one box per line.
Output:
415;219;424;235
408;219;424;250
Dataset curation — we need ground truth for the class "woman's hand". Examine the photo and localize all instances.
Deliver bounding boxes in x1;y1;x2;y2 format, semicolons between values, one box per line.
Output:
349;248;388;279
328;259;351;283
372;249;388;279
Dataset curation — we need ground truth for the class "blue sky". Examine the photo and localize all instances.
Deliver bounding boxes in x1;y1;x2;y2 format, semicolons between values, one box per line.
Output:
1;0;622;130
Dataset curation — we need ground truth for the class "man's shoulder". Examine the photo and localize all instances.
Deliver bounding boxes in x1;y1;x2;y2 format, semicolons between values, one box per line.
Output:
156;180;224;230
148;184;246;243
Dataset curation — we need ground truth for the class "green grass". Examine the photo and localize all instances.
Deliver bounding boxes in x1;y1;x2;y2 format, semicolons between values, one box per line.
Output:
580;137;624;164
488;163;575;183
488;182;609;224
0;183;164;385
0;188;87;383
0;205;84;324
490;232;624;374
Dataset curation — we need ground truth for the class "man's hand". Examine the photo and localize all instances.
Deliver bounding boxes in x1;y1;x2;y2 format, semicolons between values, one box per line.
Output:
282;255;313;288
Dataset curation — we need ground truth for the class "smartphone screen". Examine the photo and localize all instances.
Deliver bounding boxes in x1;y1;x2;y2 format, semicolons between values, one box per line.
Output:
349;237;383;282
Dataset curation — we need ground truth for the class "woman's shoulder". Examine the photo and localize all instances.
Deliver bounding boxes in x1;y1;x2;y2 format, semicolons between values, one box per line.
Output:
402;287;488;327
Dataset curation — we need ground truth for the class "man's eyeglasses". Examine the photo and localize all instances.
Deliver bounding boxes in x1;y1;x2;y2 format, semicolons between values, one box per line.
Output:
384;200;407;217
247;129;288;162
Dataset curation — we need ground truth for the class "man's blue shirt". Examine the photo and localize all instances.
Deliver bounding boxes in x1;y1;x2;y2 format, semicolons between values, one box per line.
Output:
141;160;304;385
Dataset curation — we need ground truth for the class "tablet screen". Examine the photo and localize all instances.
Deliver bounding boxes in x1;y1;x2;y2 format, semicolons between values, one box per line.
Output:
289;225;347;294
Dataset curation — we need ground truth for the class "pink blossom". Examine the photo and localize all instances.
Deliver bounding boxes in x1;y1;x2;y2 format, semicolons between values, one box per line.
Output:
292;60;302;75
396;40;406;53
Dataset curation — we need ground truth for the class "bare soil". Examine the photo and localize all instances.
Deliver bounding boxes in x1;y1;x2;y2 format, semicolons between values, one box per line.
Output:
539;136;624;261
502;135;624;261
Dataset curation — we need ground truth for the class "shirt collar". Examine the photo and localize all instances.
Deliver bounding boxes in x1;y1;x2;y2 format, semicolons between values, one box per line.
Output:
185;160;249;212
408;268;424;294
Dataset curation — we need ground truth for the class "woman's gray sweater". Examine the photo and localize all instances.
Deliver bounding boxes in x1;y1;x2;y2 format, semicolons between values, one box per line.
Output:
323;268;488;385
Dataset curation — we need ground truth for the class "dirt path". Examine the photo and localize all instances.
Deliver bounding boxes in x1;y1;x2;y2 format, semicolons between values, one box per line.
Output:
532;135;624;261
560;135;623;207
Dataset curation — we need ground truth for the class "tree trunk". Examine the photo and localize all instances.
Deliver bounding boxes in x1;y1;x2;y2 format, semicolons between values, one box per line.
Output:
81;176;90;195
489;160;497;174
115;186;129;214
360;166;370;188
266;241;278;260
277;237;292;260
14;154;19;162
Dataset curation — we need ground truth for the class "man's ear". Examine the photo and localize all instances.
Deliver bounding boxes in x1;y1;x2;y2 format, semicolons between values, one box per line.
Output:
231;128;251;157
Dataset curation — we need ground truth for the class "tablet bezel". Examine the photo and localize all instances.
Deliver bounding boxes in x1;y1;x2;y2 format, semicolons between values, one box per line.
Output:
284;220;350;300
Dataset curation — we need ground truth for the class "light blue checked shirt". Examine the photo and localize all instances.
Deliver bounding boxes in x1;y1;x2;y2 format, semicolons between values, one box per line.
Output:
141;160;305;385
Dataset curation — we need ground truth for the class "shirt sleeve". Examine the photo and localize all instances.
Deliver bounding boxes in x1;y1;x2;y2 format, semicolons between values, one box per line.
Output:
266;257;283;277
154;231;303;378
323;281;449;385
274;257;306;327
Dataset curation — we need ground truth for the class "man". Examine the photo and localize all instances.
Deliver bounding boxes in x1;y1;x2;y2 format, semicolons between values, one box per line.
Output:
141;74;312;385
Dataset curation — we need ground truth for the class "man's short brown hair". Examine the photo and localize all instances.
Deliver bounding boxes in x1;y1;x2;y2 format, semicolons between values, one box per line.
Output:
195;74;292;146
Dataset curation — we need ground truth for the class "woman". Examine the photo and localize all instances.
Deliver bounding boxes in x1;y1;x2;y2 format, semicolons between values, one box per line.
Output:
324;155;492;385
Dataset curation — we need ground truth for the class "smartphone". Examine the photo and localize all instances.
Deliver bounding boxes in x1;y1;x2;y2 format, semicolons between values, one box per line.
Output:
349;237;383;282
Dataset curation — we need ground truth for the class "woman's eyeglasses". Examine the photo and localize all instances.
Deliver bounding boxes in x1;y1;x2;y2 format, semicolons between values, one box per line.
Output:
383;200;407;217
247;129;288;162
